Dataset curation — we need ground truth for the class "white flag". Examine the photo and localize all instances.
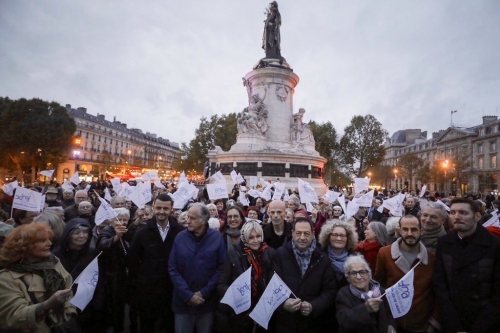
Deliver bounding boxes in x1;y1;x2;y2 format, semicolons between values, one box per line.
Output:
239;193;250;206
384;264;417;318
354;178;370;195
283;190;290;202
249;273;292;329
381;193;405;217
220;267;252;315
483;214;500;228
207;183;229;200
61;180;74;192
353;190;374;208
419;185;427;198
110;178;121;190
211;171;226;184
40;169;55;177
436;199;451;212
1;180;19;196
179;171;188;184
272;183;286;201
70;256;100;311
12;187;43;212
298;179;318;204
104;188;112;202
249;176;257;187
345;200;359;220
248;189;261;198
338;195;347;219
261;185;272;201
95;196;118;225
154;180;166;189
230;170;238;183
236;173;245;184
69;172;81;185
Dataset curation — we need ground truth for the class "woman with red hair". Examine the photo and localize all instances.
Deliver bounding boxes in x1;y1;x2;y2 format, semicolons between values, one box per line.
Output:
0;224;76;332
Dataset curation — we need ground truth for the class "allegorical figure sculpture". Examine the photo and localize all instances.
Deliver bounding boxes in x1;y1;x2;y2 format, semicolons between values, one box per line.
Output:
237;88;269;136
262;1;282;59
292;108;315;145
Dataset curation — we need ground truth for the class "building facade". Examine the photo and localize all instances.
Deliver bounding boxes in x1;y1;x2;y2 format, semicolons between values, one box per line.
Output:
57;105;181;182
383;115;500;196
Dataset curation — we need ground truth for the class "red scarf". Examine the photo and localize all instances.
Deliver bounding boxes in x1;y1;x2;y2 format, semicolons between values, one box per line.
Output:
244;244;268;297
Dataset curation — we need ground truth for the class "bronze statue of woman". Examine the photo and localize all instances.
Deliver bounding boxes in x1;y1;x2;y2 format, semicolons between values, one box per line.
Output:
262;1;282;59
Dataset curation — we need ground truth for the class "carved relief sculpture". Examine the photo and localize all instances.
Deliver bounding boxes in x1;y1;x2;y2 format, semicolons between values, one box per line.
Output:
275;83;289;102
291;108;315;145
237;88;269;136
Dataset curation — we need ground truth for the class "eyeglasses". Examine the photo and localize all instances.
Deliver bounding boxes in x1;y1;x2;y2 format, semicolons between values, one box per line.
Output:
347;270;369;278
330;233;347;239
227;215;240;220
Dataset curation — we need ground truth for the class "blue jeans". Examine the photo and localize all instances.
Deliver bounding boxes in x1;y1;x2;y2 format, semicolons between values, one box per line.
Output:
175;312;214;333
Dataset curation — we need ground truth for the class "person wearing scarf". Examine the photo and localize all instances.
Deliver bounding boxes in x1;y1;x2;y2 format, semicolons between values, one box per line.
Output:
222;206;245;251
217;221;275;333
336;255;396;333
420;202;449;253
0;224;76;333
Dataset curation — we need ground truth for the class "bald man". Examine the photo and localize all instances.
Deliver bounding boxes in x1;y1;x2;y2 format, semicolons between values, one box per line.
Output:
263;200;292;249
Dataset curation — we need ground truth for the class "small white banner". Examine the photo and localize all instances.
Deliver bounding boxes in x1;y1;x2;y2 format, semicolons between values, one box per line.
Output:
249;273;292;330
69;172;81;185
220;267;252;315
298;179;317;204
354;178;370;195
1;180;19;196
207;183;229;200
40;169;55;178
12;187;42;212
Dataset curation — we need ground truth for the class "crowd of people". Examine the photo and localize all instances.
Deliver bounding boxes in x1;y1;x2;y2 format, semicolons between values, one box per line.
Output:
0;178;499;333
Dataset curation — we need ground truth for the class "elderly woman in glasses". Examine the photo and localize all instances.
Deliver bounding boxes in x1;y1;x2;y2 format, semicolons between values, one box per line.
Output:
336;255;395;333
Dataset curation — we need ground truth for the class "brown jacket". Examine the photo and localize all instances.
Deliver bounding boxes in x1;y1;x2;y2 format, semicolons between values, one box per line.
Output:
0;259;76;333
374;239;439;332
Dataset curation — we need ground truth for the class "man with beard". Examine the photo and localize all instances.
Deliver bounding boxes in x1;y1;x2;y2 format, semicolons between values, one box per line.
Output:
128;193;184;333
375;215;439;332
263;200;292;249
433;198;500;333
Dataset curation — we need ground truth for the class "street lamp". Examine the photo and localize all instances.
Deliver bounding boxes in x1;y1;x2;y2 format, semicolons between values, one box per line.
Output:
442;160;449;194
393;169;398;190
127;150;132;165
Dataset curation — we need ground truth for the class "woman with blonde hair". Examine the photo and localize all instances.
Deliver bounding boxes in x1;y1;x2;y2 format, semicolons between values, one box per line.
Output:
0;224;76;332
217;221;276;332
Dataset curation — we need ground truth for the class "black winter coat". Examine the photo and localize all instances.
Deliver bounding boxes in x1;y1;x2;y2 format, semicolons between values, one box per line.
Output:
272;237;338;333
217;240;276;331
97;226;129;332
127;216;184;317
433;225;500;333
336;285;395;333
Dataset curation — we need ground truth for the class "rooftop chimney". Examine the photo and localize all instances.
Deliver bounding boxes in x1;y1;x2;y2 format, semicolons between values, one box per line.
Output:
77;107;87;113
483;115;498;125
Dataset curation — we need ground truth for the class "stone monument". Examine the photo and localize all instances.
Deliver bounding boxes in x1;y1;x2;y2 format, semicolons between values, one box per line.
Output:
207;2;326;193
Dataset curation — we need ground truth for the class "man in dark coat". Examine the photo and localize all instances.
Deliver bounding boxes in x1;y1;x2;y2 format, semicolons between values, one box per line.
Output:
64;190;90;221
263;200;292;249
128;193;184;333
433;198;500;333
272;218;337;332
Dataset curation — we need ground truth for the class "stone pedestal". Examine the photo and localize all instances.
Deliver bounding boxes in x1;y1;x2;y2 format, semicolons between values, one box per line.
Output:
208;61;326;194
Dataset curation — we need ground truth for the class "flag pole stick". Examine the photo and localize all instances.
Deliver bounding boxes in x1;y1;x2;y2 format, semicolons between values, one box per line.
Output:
378;260;421;299
70;251;103;288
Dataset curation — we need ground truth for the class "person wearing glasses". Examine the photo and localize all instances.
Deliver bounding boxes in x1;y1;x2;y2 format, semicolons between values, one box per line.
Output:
272;218;337;332
222;206;245;250
336;255;396;333
374;215;439;333
319;221;358;289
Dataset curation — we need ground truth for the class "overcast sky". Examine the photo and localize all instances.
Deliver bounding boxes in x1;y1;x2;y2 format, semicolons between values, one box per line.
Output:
1;1;499;145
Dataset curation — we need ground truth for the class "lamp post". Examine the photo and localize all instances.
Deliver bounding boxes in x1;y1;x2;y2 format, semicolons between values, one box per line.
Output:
127;150;132;166
393;169;398;190
442;159;449;194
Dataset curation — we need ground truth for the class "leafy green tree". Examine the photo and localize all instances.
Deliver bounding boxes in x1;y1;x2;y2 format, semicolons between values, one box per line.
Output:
174;113;237;172
370;164;393;189
338;115;388;177
309;121;340;184
397;153;425;189
0;97;76;182
415;163;431;184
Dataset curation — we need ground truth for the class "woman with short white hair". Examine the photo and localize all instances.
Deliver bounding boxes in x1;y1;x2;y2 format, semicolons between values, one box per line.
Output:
336;255;396;333
217;221;276;332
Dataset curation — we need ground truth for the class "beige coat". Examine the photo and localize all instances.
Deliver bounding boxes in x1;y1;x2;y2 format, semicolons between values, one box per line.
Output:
0;259;76;333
